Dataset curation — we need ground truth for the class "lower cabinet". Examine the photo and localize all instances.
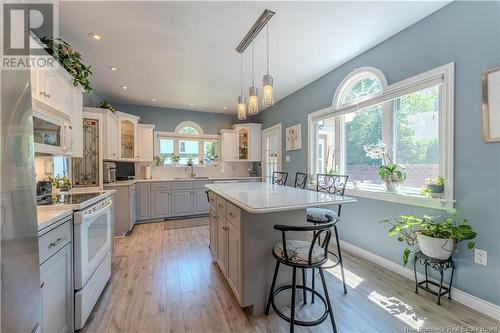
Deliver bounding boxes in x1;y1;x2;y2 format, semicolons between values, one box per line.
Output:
192;189;209;215
151;191;171;218
129;184;137;230
172;190;193;217
39;219;73;333
137;183;151;220
210;192;242;303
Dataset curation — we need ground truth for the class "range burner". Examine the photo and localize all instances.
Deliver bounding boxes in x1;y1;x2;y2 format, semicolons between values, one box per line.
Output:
37;192;102;206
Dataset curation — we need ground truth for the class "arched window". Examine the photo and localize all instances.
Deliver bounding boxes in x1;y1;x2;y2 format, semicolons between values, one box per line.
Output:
333;67;387;108
175;121;203;135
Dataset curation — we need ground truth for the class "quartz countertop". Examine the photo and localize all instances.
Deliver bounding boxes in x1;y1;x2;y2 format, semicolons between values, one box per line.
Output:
104;176;262;187
205;182;356;214
37;208;73;231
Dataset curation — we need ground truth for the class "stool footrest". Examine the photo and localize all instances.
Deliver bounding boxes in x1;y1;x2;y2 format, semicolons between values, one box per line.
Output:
271;284;329;327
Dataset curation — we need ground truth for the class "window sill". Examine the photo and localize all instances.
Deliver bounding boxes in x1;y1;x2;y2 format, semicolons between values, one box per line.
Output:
155;165;218;169
308;184;455;210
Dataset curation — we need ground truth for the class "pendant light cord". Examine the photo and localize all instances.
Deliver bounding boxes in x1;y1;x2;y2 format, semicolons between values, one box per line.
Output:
252;42;255;86
240;53;243;96
266;23;269;75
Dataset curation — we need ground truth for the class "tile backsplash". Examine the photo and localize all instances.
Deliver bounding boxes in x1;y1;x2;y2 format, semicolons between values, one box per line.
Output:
34;155;53;182
135;162;256;179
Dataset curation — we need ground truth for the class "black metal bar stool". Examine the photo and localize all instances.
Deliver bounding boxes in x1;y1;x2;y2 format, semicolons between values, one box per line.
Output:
306;174;349;297
272;171;289;186
294;172;308;189
265;221;338;333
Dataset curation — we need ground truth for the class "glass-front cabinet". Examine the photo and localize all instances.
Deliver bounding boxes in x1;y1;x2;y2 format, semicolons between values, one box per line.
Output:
118;112;139;160
232;123;262;162
237;128;248;160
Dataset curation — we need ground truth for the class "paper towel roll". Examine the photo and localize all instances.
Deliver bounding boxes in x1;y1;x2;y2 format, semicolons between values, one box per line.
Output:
145;165;151;179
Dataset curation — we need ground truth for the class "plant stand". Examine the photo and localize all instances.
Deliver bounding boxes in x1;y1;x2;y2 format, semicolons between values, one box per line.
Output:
413;251;455;305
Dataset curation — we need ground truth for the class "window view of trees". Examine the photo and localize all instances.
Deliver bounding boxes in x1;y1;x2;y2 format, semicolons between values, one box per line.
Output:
341;76;383;105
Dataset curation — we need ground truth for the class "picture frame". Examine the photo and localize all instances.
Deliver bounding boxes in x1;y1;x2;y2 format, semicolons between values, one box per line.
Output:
482;66;500;143
286;124;301;151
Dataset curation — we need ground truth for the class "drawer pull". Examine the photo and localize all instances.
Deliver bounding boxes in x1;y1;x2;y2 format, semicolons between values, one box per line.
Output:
40;282;44;288
49;237;65;248
229;213;234;217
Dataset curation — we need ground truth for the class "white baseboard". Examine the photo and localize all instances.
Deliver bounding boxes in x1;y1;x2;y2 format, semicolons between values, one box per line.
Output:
338;240;500;322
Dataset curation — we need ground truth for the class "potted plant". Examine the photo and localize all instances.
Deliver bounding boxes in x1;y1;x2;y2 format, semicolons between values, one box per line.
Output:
380;209;476;266
153;154;167;167
100;101;117;114
364;141;406;192
172;154;180;166
422;176;445;198
38;36;92;92
323;146;336;186
50;174;72;193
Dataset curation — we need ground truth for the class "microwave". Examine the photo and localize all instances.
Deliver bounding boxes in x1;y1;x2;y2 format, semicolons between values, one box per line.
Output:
33;110;72;155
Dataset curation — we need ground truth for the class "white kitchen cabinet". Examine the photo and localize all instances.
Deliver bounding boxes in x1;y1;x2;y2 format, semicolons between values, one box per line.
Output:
209;207;218;259
68;86;84;157
220;129;238;162
137;124;155;162
35;66;70;113
216;213;227;276
99;109;119;160
172;190;192;217
118;112;140;161
233;123;262;162
227;221;241;299
40;243;73;333
192;189;209;215
151;191;171;218
137;183;151;220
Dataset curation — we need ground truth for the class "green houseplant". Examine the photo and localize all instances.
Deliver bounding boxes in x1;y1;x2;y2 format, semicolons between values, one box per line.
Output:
172;154;180;165
364;141;406;192
380;209;476;266
100;101;117;114
422;176;445;198
39;36;92;92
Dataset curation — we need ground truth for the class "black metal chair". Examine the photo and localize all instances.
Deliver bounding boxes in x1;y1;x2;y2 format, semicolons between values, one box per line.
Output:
293;172;308;189
307;174;349;296
272;171;288;186
265;221;338;333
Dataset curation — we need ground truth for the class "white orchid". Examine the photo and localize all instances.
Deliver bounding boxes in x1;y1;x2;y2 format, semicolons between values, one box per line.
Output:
363;141;391;165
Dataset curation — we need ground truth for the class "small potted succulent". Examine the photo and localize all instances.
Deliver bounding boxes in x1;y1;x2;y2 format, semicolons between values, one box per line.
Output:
380;209;476;266
153;154;167;167
422;176;445;198
172;154;180;166
364;141;406;192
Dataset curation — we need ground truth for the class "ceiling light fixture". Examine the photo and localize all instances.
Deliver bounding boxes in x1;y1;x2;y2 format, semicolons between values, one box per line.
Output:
152;98;156;102
109;66;117;71
190;103;194;106
121;85;127;90
262;23;274;107
89;33;102;40
237;53;247;120
248;43;259;115
223;107;227;110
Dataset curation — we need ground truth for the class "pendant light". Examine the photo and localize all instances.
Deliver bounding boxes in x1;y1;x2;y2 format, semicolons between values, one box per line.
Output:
237;53;247;120
248;43;259;115
262;23;274;106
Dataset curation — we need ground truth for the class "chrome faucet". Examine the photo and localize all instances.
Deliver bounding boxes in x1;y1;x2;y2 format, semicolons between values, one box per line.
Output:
186;163;196;179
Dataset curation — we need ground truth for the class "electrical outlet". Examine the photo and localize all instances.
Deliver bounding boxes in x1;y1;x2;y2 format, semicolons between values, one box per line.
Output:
474;249;487;266
285;155;290;162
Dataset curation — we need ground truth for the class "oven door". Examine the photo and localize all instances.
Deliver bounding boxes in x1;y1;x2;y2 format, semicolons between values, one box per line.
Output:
73;198;112;290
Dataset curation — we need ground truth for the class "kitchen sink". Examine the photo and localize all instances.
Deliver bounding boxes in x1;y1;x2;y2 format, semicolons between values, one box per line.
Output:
173;176;210;180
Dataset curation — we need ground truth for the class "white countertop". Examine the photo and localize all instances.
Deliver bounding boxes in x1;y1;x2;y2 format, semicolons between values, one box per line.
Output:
37;190;115;231
104;176;262;187
205;182;357;214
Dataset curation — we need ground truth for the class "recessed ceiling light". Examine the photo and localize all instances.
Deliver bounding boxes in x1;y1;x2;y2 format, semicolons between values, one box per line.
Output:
151;98;156;102
89;33;102;40
190;103;194;106
121;86;127;90
109;66;117;71
223;107;227;110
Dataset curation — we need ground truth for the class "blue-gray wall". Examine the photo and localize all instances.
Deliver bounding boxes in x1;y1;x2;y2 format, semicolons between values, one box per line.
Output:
256;1;500;305
114;103;238;135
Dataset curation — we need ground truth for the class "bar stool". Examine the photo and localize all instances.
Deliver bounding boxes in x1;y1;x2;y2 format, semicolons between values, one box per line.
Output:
293;172;308;189
265;221;338;333
272;171;288;186
306;174;349;296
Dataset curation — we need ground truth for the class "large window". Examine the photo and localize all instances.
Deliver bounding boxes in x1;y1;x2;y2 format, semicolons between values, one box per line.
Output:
156;121;219;166
308;64;454;204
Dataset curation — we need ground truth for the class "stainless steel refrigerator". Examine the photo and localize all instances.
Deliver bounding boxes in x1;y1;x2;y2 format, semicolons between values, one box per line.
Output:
1;65;42;331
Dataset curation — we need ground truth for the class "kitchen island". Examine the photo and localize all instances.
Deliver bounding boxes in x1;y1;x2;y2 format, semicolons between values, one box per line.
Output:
205;182;356;315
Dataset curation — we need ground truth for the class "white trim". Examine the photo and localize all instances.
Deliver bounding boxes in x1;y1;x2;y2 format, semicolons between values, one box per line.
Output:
155;130;218;141
338;239;500;321
308;63;455;206
262;123;282;182
174;120;204;135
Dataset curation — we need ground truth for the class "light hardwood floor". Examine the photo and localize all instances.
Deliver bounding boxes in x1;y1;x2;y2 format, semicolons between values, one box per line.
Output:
81;220;499;333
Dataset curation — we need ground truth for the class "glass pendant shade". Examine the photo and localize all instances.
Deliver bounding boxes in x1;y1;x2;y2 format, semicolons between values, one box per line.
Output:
248;87;259;115
262;74;274;106
237;95;247;120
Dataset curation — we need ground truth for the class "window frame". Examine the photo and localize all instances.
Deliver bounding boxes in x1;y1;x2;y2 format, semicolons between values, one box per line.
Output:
154;121;219;167
308;63;455;209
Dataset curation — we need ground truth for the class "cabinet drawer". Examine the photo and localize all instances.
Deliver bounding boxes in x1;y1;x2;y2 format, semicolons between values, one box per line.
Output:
151;182;172;191
171;181;192;190
216;196;227;218
39;220;71;264
226;201;241;231
208;191;217;207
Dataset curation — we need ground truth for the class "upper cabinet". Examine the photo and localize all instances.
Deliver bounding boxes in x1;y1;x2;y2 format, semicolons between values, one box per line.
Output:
137;124;155;162
117;112;139;161
220;124;261;162
99;109;119;160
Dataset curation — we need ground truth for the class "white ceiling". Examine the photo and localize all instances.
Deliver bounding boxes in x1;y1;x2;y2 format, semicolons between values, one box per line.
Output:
59;1;449;114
